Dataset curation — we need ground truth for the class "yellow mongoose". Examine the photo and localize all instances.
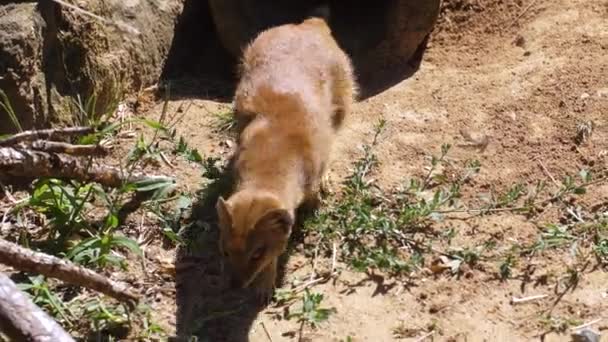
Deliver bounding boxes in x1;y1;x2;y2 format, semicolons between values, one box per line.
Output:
216;13;357;301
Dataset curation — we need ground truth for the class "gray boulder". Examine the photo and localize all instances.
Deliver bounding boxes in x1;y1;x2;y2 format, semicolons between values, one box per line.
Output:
0;0;184;134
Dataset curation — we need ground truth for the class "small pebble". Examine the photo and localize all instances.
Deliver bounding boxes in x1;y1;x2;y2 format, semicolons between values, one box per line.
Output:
514;35;526;47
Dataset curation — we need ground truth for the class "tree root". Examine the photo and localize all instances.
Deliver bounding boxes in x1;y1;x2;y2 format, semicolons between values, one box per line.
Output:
0;147;171;188
26;140;109;156
0;127;93;147
0;238;140;307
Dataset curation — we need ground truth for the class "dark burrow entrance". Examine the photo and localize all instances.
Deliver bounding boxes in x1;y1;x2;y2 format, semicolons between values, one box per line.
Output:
160;0;440;101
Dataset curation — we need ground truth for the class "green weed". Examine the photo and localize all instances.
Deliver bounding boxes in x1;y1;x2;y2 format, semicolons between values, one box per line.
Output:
0;88;22;132
212;108;237;133
79;298;129;335
17;276;75;326
287;289;336;329
303;122;465;276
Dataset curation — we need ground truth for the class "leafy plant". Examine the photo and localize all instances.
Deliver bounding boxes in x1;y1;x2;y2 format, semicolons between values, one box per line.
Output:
67;230;142;269
531;224;576;253
0;89;23;132
18;276;74;326
287;289;336;328
212;108;237;133
79;298;129;335
174;136;204;164
499;253;516;280
27;179;93;244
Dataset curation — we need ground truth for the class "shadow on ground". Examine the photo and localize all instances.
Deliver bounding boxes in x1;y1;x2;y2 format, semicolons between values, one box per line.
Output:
172;157;313;341
171;164;255;341
159;0;237;102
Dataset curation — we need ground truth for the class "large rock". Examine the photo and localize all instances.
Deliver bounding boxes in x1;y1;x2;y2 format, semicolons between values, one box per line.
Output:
0;0;184;134
0;3;46;132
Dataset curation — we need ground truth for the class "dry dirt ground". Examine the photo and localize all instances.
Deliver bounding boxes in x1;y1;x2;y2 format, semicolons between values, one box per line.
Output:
128;0;608;341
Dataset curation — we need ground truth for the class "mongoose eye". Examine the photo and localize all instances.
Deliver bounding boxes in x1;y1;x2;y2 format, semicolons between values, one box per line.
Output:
251;247;266;261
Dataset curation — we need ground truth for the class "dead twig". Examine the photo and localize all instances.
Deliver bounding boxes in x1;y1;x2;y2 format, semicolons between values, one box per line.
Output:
293;272;339;295
0;238;140;307
415;330;435;342
0;147;173;188
570;318;602;331
0;127;93;147
536;159;560;188
330;241;337;274
259;322;273;342
433;206;529;214
0;272;75;342
510;0;540;26
26;140;109;156
159;151;175;168
510;294;548;304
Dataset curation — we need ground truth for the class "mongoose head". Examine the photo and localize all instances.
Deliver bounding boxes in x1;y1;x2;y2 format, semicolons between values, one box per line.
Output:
216;191;294;288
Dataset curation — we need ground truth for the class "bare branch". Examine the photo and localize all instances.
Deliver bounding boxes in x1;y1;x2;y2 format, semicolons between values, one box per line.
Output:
0;127;94;147
0;272;75;342
26;140;109;156
0;147;172;188
0;239;140;307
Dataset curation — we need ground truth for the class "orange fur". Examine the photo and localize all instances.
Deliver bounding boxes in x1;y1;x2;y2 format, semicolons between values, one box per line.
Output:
217;16;357;301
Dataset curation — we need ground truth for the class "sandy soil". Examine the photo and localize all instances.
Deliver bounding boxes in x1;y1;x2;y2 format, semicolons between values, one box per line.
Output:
126;0;608;341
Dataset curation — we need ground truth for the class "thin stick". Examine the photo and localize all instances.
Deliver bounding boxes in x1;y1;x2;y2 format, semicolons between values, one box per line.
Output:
260;322;273;342
537;159;560;188
510;294;548;304
570;318;602;331
27;140;109;156
0;238;140;307
0;272;75;342
510;0;540;26
0;127;93;146
297;320;305;342
293;272;339;294
330;241;338;274
159;151;175;168
433;206;528;214
0;147;173;188
416;330;435;342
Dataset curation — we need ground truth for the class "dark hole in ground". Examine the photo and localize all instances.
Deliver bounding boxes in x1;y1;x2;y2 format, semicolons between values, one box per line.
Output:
160;0;437;102
160;0;237;101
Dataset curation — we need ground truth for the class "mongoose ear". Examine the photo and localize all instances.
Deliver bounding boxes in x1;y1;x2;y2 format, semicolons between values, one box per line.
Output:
216;196;232;227
254;208;294;237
